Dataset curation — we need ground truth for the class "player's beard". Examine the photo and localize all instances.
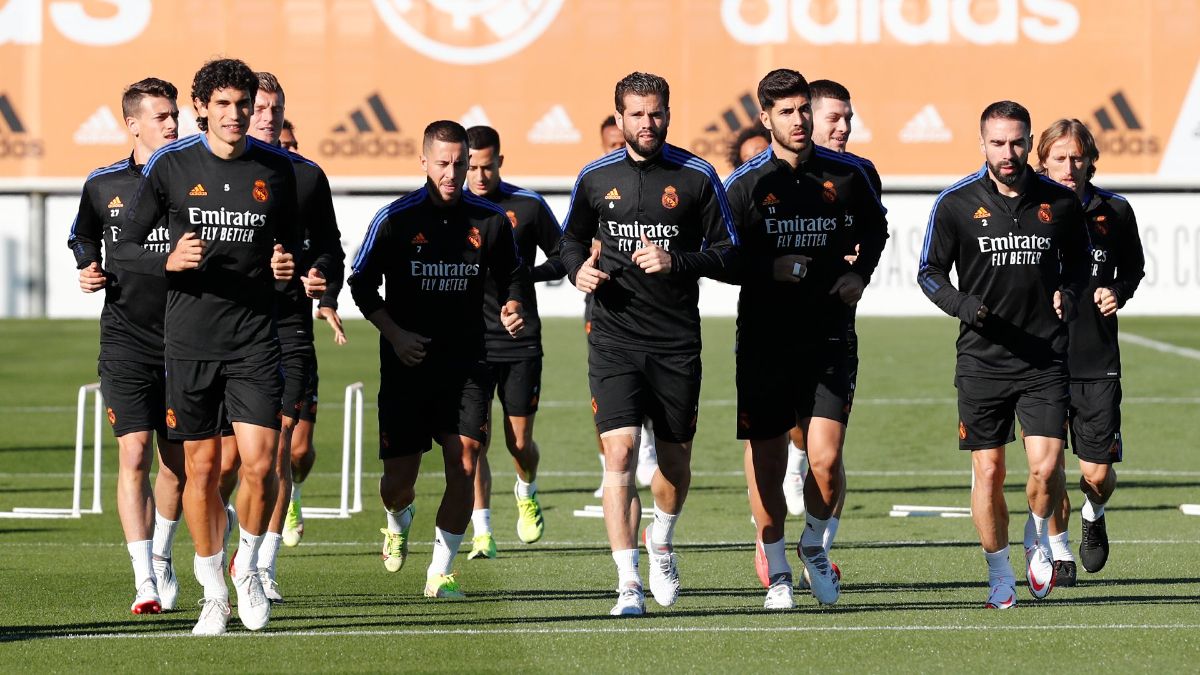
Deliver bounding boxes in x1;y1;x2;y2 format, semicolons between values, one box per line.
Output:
769;123;809;156
988;158;1026;186
624;126;665;157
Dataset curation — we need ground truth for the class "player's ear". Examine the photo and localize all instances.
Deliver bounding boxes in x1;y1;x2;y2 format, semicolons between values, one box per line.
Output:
759;108;771;132
126;117;139;137
497;154;504;170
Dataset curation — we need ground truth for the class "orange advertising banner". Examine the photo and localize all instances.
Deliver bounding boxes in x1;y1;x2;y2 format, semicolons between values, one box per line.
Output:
1;0;1198;179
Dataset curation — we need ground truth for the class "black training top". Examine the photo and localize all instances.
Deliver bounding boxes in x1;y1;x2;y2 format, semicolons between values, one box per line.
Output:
723;145;889;344
559;144;738;354
347;183;527;363
276;151;344;351
478;181;564;362
67;153;171;364
918;165;1091;376
1068;183;1145;381
112;134;301;361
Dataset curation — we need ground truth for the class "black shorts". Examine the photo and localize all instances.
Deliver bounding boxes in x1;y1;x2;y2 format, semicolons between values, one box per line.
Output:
846;327;859;397
487;358;541;417
98;359;167;437
377;356;491;459
165;349;283;441
736;339;852;440
955;369;1069;451
281;348;316;421
588;344;701;443
298;362;319;423
1068;380;1123;464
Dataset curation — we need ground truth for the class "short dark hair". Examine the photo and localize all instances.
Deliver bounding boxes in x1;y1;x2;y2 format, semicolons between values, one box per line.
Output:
423;120;468;153
614;72;669;114
808;79;850;104
600;115;617;131
121;77;177;119
757;69;810;110
191;58;258;132
728;123;770;170
980;100;1031;136
466;125;500;154
281;119;294;132
255;71;284;104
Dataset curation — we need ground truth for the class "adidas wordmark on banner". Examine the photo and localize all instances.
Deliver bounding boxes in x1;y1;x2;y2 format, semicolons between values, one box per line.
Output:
527;105;580;144
73;106;126;146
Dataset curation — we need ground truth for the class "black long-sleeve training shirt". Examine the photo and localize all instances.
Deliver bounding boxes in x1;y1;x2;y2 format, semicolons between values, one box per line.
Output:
276;152;345;351
1069;183;1145;381
918;165;1090;376
723;145;889;345
478;181;564;362
559;145;738;353
112;134;301;361
67;154;171;364
347;184;526;363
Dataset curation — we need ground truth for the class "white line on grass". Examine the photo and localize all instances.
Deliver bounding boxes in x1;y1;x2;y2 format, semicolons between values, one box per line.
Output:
1122;333;1200;361
42;623;1200;640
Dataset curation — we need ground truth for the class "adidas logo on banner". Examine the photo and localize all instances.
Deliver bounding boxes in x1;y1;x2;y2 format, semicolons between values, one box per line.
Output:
321;93;415;158
460;105;491;129
74;106;127;145
0;93;44;158
1089;90;1159;156
704;92;760;134
853;112;873;143
333;93;398;134
177;107;201;137
528;105;580;144
899;104;952;143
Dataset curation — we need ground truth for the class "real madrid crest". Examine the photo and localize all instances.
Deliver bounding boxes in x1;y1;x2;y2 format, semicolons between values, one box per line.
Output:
661;185;679;209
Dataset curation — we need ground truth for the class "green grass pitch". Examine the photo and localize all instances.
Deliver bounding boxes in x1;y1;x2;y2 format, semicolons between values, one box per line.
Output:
1;316;1198;672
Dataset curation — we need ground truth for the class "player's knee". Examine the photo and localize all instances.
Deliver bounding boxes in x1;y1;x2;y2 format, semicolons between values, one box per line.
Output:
1080;463;1113;490
973;459;1006;489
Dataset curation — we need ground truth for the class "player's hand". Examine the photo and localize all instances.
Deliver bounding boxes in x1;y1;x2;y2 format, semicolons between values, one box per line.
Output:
771;254;811;283
78;262;106;293
271;244;295;281
1094;287;1118;316
165;231;205;272
632;234;672;274
575;246;609;293
387;328;430;367
844;243;861;265
302;267;326;299
830;271;865;305
501;300;525;337
1053;290;1064;319
315;306;347;345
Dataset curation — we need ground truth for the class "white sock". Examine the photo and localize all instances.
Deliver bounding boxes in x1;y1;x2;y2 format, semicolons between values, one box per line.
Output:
471;508;492;535
1030;511;1051;557
193;551;228;600
152;512;178;560
386;504;414;534
233;527;262;578
291;482;302;500
650;505;679;553
598;453;606;471
1023;513;1037;551
984;546;1015;583
786;443;805;476
762;537;791;579
801;513;828;550
1082;496;1105;522
258;532;283;576
427;527;464;578
127;539;154;587
822;517;840;553
515;477;536;500
639;423;657;464
612;548;640;588
1048;531;1074;562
